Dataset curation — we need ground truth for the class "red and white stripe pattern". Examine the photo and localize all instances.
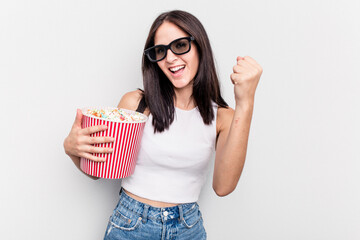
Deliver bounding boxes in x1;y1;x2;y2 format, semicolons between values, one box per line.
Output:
80;114;146;179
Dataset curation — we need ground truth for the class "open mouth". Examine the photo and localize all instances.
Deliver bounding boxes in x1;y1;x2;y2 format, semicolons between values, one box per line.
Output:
169;65;185;74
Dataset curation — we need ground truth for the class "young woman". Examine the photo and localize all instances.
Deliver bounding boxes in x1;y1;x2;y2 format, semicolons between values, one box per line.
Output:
64;10;262;240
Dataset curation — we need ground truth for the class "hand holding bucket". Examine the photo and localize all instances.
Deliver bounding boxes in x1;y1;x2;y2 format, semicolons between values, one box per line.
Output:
80;107;147;179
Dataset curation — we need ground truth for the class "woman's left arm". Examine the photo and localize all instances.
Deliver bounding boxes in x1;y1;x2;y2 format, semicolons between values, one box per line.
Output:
213;56;262;197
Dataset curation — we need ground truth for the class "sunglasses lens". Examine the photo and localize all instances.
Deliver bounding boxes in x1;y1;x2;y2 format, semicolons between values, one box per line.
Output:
171;38;190;54
147;46;166;62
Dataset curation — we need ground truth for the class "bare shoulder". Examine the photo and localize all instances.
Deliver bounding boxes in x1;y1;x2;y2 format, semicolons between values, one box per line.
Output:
216;106;234;134
117;90;143;111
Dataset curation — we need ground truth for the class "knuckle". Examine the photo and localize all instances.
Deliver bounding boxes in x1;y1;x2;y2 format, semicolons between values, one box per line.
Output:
81;128;88;136
233;65;237;72
235;74;242;80
95;137;102;144
63;137;69;147
96;147;103;153
102;148;108;153
87;126;95;134
89;137;96;144
93;147;100;154
89;146;97;153
74;145;81;153
74;138;81;146
74;130;81;137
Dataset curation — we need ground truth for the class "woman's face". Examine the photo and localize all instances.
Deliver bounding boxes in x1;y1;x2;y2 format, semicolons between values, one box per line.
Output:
154;21;199;90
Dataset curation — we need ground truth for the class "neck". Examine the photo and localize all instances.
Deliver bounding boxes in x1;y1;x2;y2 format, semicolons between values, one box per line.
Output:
173;83;195;110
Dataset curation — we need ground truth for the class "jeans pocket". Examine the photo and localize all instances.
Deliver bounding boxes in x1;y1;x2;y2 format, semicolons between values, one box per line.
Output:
181;204;202;229
109;207;142;231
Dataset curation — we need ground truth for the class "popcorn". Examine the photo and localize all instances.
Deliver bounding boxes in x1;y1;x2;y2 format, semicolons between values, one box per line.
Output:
83;108;146;122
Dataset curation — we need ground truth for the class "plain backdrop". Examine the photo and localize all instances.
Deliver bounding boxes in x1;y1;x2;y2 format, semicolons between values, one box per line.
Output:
1;0;359;239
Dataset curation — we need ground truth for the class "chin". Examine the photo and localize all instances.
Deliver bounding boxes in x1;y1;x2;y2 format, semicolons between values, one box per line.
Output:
170;79;193;89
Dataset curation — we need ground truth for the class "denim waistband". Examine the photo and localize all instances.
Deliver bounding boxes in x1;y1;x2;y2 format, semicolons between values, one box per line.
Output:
118;188;198;223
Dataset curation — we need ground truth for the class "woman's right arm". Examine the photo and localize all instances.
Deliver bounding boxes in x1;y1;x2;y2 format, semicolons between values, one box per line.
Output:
63;109;115;180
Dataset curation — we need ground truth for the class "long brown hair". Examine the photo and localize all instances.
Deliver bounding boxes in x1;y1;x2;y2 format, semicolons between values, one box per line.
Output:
141;10;228;133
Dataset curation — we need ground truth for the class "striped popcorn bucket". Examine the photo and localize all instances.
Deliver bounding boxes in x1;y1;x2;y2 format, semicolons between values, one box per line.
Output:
80;108;147;179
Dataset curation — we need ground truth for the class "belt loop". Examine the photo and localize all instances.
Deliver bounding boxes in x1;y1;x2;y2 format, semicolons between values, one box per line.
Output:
142;204;149;224
178;204;184;222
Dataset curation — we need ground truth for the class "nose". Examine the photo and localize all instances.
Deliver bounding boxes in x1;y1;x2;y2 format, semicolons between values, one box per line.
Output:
165;49;177;63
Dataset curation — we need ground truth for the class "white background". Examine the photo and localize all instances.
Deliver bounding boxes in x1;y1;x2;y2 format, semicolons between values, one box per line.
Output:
1;0;360;239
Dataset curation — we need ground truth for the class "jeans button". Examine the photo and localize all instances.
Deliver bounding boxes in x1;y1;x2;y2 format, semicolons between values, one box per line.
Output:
163;211;168;216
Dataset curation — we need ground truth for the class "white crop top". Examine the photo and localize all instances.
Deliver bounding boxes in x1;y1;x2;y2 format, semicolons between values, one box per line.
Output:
121;103;218;203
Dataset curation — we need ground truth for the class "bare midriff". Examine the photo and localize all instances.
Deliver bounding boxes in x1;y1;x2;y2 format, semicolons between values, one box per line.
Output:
123;189;179;208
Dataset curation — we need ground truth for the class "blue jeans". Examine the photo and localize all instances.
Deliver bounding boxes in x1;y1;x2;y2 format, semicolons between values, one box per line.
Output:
104;188;207;240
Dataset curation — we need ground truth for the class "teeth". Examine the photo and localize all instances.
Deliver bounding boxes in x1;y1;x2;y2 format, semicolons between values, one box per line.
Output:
169;66;185;72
